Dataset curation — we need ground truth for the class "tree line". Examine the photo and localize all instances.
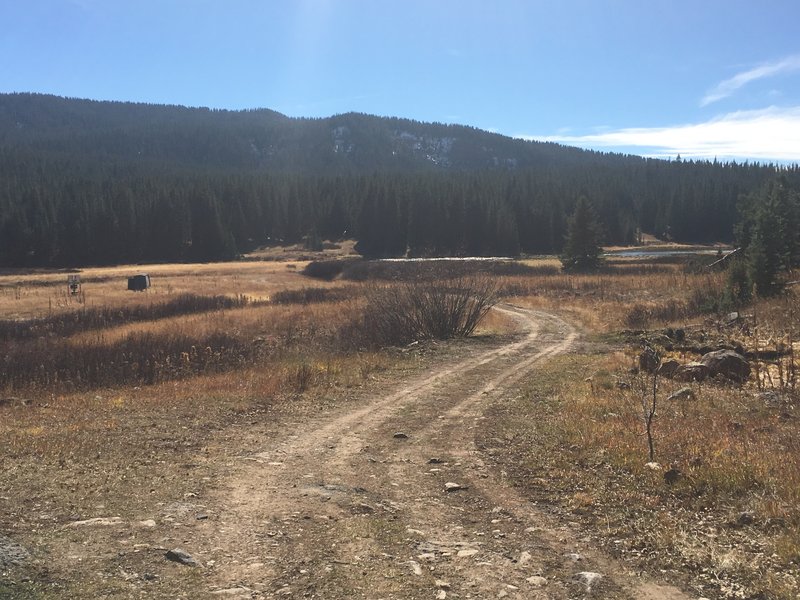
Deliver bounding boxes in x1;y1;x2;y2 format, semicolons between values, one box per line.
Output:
1;94;799;267
1;152;798;267
730;177;800;297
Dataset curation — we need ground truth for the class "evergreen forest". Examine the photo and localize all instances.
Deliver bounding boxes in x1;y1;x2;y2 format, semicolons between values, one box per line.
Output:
1;93;798;267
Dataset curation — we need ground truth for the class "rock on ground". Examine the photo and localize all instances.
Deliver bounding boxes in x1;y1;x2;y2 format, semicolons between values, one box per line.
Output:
673;362;709;382
165;548;199;567
667;387;696;401
700;349;750;382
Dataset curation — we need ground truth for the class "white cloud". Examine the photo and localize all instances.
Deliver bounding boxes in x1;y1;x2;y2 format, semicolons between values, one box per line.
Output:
522;106;800;162
701;55;800;107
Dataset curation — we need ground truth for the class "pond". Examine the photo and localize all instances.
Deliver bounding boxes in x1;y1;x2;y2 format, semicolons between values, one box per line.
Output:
604;248;725;258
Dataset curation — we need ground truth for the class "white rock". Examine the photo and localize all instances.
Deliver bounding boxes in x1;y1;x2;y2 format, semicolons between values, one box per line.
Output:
435;580;451;589
457;548;479;558
67;517;124;528
667;387;696;402
436;592;447;600
138;519;157;528
409;560;422;575
444;482;463;492
526;576;547;587
518;550;532;564
573;571;603;590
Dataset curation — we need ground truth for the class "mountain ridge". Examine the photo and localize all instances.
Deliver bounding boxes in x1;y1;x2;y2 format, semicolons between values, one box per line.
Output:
1;92;795;267
0;92;628;173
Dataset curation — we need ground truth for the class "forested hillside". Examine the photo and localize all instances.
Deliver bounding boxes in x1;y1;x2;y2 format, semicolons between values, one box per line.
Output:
1;93;797;266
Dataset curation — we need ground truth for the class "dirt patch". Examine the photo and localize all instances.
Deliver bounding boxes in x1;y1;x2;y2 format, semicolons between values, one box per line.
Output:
0;534;28;570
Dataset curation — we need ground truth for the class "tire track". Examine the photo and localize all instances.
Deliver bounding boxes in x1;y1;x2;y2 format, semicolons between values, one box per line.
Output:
203;305;690;599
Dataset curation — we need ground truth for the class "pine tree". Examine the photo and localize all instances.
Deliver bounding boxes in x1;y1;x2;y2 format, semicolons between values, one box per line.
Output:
747;204;784;297
740;178;800;296
561;196;603;272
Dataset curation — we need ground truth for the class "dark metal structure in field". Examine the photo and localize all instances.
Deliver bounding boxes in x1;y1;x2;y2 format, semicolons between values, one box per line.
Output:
127;274;151;291
67;274;81;295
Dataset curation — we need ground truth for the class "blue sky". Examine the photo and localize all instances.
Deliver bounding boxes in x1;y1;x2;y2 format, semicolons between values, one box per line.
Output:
2;0;799;162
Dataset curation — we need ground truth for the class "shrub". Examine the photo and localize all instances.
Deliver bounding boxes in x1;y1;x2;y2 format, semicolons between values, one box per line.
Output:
624;300;687;328
308;259;553;282
302;259;354;280
357;275;498;346
725;257;752;306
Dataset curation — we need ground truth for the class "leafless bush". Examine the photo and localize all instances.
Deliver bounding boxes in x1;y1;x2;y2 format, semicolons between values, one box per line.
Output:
358;275;498;346
624;300;687;328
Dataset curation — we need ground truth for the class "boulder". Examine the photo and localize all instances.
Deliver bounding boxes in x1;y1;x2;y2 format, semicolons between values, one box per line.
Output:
700;349;750;383
673;362;709;382
647;333;674;349
657;359;681;378
663;468;683;485
638;346;661;374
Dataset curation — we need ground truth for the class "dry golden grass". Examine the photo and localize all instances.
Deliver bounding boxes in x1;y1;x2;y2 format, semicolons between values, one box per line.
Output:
1;252;797;599
567;355;798;595
494;261;721;331
0;347;390;461
0;259;333;320
473;305;519;336
245;238;359;260
482;347;800;599
481;265;800;599
63;299;356;346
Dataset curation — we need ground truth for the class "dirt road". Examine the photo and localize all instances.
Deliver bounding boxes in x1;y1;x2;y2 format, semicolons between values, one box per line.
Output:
194;305;692;599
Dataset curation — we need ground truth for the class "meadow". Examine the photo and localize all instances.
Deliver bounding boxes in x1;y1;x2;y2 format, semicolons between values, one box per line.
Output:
0;245;797;599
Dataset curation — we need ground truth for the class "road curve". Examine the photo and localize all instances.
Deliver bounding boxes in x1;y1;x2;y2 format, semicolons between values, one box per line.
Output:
200;305;691;599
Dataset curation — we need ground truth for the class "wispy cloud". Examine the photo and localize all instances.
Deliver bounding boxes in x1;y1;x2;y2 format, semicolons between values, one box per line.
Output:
701;55;800;107
522;106;800;162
